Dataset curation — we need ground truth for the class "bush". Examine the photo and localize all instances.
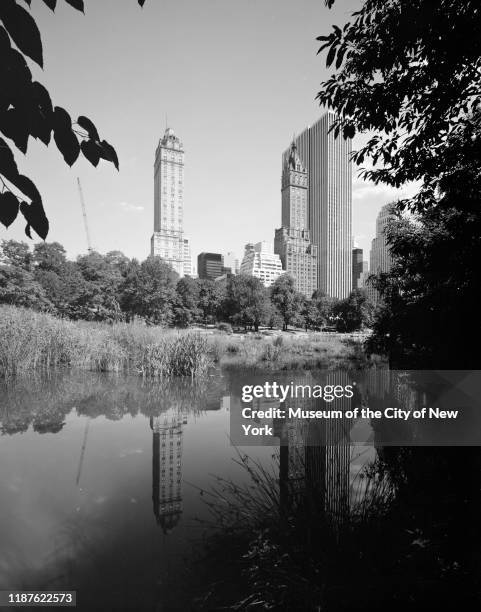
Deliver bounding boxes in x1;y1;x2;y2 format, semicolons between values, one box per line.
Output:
217;322;233;334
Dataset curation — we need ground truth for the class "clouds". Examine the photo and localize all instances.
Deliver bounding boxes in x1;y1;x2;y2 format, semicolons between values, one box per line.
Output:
118;201;144;213
352;177;418;203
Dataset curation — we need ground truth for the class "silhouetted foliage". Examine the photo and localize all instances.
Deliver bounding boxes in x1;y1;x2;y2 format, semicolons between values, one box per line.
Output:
0;1;147;238
317;0;481;195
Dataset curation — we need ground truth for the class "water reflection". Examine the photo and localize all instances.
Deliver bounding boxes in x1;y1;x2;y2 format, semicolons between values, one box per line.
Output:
151;412;184;533
0;368;478;610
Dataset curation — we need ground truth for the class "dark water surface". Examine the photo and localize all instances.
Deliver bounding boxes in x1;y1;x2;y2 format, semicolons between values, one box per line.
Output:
2;367;471;611
0;371;287;611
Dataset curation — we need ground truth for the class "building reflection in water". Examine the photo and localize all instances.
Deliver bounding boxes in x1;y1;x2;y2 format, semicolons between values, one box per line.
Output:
150;410;186;534
246;371;356;527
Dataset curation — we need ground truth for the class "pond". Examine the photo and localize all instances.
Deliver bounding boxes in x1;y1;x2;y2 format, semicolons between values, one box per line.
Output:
1;367;472;610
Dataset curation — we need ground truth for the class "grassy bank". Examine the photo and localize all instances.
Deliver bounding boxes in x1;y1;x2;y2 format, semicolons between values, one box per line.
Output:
209;329;370;370
0;306;369;379
0;306;210;379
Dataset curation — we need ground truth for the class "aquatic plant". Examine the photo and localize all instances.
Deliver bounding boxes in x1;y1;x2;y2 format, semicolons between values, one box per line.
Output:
0;306;211;379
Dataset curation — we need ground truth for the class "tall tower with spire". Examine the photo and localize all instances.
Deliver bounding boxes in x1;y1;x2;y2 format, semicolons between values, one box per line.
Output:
274;142;318;297
151;127;190;277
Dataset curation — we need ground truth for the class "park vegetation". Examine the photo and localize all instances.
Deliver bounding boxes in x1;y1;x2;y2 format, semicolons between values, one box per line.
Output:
0;239;373;333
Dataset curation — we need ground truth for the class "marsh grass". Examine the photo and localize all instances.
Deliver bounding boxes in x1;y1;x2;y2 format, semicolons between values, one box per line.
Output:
0;306;368;379
194;449;395;611
212;331;369;371
0;306;210;379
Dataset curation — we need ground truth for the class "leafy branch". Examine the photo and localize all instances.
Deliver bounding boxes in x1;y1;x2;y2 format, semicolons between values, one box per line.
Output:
0;0;146;238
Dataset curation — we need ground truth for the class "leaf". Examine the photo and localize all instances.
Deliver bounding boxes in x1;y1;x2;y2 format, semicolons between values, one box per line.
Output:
99;140;119;170
64;0;84;12
0;191;19;227
81;139;100;167
0;108;30;153
326;44;337;68
29;82;53;145
0;0;43;67
20;200;49;239
53;106;80;166
0;137;19;182
11;173;41;203
41;0;57;9
1;45;33;108
335;46;345;69
77;115;99;141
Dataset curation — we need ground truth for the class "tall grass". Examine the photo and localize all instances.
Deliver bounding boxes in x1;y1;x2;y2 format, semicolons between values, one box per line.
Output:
208;331;369;370
194;449;395;610
0;306;210;379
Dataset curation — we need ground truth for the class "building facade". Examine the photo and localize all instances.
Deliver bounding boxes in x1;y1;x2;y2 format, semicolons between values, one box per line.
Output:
223;251;239;275
240;241;283;287
368;203;396;303
150;411;184;533
275;142;318;297
352;247;368;290
197;252;223;280
183;238;192;276
285;112;352;298
151;127;189;277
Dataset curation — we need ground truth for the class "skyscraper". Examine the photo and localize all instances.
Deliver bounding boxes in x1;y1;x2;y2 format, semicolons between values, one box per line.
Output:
285;112;352;298
368;202;396;303
352;247;367;290
274;142;318;297
151;127;189;277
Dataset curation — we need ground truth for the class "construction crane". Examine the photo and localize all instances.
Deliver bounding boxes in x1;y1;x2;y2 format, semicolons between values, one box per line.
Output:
76;420;90;487
77;177;93;253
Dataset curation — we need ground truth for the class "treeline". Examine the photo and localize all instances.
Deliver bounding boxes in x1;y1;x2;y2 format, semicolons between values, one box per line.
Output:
0;240;372;332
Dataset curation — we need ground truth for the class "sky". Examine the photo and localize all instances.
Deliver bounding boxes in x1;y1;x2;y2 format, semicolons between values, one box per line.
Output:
2;0;417;266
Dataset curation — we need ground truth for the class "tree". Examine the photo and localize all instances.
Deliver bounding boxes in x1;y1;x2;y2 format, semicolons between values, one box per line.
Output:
270;275;303;331
0;239;32;269
71;251;124;321
121;255;178;325
366;115;481;368
33;241;67;272
300;298;319;331
316;0;481;195
311;289;338;329
197;279;224;326
32;243;86;316
0;263;51;310
0;1;146;238
333;288;373;333
225;275;271;332
174;276;201;327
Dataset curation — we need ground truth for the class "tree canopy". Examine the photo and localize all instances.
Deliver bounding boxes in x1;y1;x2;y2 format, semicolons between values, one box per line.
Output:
317;0;481;198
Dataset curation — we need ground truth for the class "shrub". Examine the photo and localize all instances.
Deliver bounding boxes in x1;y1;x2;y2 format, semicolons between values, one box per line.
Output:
217;322;233;334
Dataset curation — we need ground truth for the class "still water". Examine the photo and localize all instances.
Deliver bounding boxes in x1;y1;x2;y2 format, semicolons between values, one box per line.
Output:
1;367;470;610
0;371;281;610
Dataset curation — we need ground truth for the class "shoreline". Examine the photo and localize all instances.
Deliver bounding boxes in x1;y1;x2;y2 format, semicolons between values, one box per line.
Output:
0;305;373;380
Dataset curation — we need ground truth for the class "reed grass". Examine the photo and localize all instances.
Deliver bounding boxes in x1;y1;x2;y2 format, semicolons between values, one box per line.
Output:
209;331;368;370
0;305;210;379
